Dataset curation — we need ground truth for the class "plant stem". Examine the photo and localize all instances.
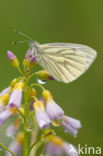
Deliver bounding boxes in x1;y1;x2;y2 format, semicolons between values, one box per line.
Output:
28;130;53;154
30;117;39;156
0;143;16;156
17;67;23;76
31;83;45;91
29;72;36;79
28;137;41;154
17;109;25;119
23;78;30;156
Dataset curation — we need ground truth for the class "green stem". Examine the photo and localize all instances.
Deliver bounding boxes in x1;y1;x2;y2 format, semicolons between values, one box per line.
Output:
31;83;45;91
28;130;53;154
0;143;16;156
23;78;30;156
30;116;39;156
17;67;23;76
29;72;36;79
28;137;41;154
32;96;38;102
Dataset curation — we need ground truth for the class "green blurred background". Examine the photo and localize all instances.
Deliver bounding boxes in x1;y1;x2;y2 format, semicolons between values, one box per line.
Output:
0;0;103;156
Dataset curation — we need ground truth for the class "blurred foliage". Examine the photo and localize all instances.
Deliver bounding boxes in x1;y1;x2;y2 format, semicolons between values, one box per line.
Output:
0;0;103;156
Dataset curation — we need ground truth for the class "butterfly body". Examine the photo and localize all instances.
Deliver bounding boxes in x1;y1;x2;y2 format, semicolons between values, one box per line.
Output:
31;42;97;83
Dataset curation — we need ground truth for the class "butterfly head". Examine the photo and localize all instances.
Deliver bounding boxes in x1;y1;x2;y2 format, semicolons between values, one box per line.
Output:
30;41;40;57
30;41;39;48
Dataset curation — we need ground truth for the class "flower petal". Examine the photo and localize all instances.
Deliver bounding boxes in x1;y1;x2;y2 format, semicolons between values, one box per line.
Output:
46;100;64;120
61;116;81;137
36;111;50;129
63;142;78;156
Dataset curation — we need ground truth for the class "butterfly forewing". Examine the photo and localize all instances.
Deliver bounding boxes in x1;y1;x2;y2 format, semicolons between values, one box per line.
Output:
37;43;97;83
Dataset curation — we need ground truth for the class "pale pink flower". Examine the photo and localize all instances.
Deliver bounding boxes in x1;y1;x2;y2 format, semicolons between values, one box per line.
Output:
0;107;17;126
61;115;81;137
6;132;24;156
34;100;50;129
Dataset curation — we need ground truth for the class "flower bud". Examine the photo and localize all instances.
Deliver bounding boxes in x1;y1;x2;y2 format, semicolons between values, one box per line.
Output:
42;90;53;102
35;70;55;80
14;82;24;90
7;51;19;68
23;49;36;70
0;94;9;112
29;88;37;99
0;94;9;106
10;78;18;88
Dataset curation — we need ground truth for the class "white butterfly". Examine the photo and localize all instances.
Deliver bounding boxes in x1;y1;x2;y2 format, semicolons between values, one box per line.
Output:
15;30;97;83
30;41;97;83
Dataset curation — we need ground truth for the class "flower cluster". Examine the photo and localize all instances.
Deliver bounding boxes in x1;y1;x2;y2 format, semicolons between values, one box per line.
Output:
0;80;23;126
0;49;81;156
34;90;81;137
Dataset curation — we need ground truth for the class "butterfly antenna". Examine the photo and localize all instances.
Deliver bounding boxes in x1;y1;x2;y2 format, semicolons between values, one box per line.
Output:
12;40;30;45
14;29;33;41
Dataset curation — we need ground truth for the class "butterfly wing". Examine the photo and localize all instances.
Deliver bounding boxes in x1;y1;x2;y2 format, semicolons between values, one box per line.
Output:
37;43;97;83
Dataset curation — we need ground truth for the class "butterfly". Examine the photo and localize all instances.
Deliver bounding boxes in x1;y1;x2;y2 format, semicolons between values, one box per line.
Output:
30;42;97;83
15;30;97;83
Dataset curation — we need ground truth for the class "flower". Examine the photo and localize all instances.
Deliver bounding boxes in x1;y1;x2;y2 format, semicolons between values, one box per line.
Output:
29;97;45;111
42;90;64;120
6;132;24;156
25;49;32;58
45;137;78;156
7;82;23;108
45;142;63;156
7;51;19;68
7;51;16;61
0;94;9;112
40;96;45;104
0;87;10;97
25;49;36;63
6;119;20;137
33;100;51;129
61;115;81;137
0;107;17;126
30;56;36;64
